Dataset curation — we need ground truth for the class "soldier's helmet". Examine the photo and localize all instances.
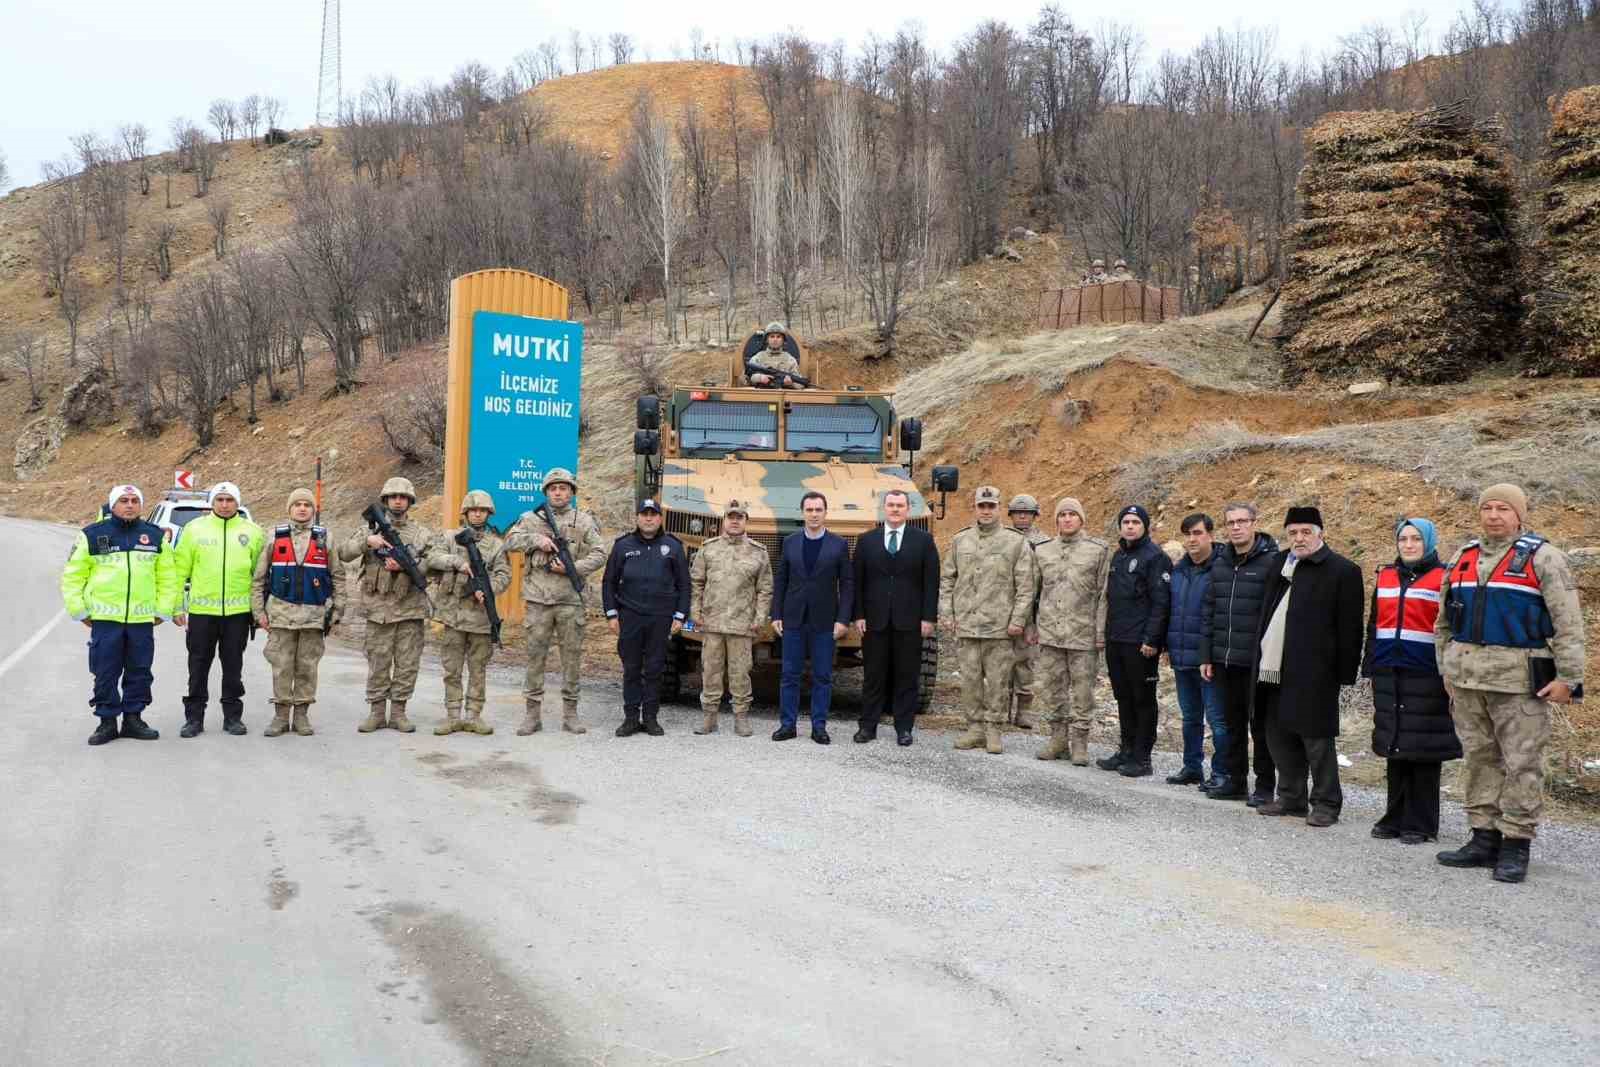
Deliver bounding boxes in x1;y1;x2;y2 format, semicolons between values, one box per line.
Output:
1008;494;1040;514
542;467;577;494
1091;258;1105;269
764;321;788;337
381;476;417;503
1113;258;1128;269
974;485;1003;506
460;489;495;516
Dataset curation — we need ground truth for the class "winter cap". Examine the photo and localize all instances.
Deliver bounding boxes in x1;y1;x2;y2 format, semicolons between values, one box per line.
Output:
107;484;144;509
1118;504;1150;529
974;486;1003;506
1055;497;1086;521
723;499;749;517
287;488;315;509
1478;483;1527;521
637;498;662;513
209;481;242;506
1284;505;1324;528
1395;516;1438;556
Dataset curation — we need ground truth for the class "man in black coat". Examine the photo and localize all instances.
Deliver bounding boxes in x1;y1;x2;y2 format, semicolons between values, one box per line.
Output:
602;499;690;737
1098;504;1173;778
1200;503;1280;804
852;490;939;745
1254;506;1365;826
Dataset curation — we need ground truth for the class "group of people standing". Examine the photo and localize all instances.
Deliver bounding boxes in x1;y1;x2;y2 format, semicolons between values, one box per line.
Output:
61;472;1585;883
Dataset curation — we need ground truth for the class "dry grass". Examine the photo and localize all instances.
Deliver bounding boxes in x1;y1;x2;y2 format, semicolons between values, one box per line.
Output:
1115;393;1600;507
529;62;769;159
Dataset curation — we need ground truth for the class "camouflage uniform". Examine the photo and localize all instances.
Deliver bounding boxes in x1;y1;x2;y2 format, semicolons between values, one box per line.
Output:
503;468;607;734
1031;502;1112;764
1436;532;1585;843
338;477;436;733
427;491;512;737
748;349;800;381
1007;494;1051;727
689;504;773;737
250;488;341;737
940;489;1036;754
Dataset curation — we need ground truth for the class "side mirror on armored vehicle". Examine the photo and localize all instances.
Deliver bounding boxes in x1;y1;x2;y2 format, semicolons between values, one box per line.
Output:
899;417;923;466
930;465;959;521
633;430;660;456
636;395;660;430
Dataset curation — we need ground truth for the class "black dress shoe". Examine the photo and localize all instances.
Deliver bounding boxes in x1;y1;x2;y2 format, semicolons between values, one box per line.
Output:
1166;768;1204;785
1118;760;1153;778
771;725;797;741
1371;824;1402;840
88;717;119;746
615;719;642;737
1245;792;1272;808
222;718;247;736
853;728;876;743
811;728;831;745
1095;751;1128;772
1399;831;1430;845
896;731;913;747
179;720;203;739
1207;786;1247;801
642;719;665;737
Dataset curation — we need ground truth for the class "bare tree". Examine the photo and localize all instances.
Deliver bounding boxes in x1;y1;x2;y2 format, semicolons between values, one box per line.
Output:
239;94;263;141
207;197;232;258
208;98;237;142
820;89;865;288
164;274;233;446
263;96;285;131
7;332;45;410
36;182;85;363
149;220;177;281
628;94;686;339
570;30;585;74
0;146;8;190
119;122;151;195
610;33;635;65
537;38;564;81
941;21;1028;262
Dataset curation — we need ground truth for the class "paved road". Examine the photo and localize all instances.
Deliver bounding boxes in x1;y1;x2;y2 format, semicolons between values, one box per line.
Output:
3;514;1598;1065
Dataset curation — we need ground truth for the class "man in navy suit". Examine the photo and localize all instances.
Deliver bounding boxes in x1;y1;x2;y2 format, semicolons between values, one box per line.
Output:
772;491;854;744
852;490;939;745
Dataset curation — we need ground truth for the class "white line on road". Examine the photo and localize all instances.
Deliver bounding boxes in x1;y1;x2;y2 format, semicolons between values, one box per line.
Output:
0;610;67;680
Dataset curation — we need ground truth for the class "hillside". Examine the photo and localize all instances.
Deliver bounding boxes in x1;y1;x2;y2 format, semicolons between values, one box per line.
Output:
528;61;768;158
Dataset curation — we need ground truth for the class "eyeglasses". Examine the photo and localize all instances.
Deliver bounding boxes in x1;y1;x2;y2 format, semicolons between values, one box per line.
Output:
1224;518;1254;527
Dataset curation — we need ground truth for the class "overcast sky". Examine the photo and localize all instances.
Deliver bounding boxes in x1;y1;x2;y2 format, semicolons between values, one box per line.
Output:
2;0;1472;193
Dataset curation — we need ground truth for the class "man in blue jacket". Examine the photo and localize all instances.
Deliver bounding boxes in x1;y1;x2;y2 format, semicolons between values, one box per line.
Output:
771;491;854;744
602;499;689;737
1165;513;1228;786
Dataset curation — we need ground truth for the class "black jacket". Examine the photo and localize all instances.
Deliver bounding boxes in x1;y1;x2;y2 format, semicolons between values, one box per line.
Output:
1105;535;1172;646
1201;532;1278;669
773;530;853;627
1363;556;1462;762
852;524;940;632
1253;544;1365;738
602;530;690;619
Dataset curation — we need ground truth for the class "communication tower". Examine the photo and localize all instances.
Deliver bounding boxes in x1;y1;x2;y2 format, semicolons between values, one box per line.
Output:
315;0;342;126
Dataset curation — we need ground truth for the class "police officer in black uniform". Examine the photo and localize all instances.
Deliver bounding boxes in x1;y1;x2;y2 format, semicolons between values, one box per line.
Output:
603;498;690;737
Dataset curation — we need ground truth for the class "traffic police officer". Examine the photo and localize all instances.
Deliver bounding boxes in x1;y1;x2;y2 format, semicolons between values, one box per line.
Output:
428;490;512;737
602;498;690;736
251;487;339;737
689;498;773;737
1435;483;1587;883
173;481;265;737
1007;493;1051;729
340;475;436;734
61;484;178;745
504;468;607;735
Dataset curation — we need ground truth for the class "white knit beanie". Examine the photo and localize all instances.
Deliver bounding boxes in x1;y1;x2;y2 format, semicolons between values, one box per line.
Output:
107;484;144;510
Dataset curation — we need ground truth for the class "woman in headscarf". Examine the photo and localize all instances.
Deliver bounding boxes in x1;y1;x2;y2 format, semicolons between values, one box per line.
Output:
1364;517;1462;843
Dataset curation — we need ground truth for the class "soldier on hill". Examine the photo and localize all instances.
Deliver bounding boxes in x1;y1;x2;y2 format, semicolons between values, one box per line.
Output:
252;488;340;738
427;490;512;737
745;321;805;389
1081;259;1108;286
1006;494;1051;730
1109;259;1135;281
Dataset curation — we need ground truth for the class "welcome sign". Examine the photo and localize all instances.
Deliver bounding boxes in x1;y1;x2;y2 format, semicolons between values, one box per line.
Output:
464;310;584;514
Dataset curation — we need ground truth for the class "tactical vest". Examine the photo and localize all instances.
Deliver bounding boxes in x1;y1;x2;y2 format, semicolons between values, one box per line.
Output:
268;524;331;605
1446;534;1553;649
1372;563;1444;671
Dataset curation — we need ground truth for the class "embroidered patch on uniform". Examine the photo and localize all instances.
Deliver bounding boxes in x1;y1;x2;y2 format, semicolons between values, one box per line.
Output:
1127;560;1137;572
660;544;671;556
138;533;150;545
1161;572;1171;582
237;533;249;546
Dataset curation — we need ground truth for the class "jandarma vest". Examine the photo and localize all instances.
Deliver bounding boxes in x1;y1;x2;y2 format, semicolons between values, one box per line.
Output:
1373;563;1443;671
269;525;331;605
1446;534;1554;649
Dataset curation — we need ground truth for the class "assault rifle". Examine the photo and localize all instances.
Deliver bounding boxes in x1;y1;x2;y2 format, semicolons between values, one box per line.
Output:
361;503;430;597
455;528;502;646
315;458;336;635
747;365;811;389
535;501;585;596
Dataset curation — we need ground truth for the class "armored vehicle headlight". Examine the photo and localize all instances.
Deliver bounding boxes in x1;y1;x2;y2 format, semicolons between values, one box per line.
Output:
689;518;704;534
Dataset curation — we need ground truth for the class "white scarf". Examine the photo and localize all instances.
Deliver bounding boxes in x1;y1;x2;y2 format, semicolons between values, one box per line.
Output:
1258;554;1299;684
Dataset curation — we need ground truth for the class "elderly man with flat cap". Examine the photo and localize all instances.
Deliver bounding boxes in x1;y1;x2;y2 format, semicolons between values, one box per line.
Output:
1435;483;1586;883
1254;505;1364;827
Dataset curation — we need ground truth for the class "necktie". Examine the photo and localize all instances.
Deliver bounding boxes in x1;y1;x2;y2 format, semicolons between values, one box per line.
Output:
888;529;899;556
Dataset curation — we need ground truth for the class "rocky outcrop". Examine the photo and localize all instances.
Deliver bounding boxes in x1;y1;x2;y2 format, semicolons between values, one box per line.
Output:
58;364;117;429
13;415;65;481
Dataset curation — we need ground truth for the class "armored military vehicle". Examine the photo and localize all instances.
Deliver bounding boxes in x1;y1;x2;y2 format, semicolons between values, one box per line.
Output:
633;338;958;709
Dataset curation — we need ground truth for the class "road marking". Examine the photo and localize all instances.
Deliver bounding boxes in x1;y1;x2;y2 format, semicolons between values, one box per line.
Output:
0;610;67;680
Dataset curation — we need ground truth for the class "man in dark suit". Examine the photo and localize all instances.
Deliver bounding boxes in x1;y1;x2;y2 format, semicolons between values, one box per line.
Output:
852;490;939;745
772;491;854;744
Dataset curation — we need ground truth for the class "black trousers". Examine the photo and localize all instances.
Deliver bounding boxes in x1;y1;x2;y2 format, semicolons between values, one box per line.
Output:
618;611;672;720
184;613;251;723
860;627;923;734
1218;664;1276;796
1375;759;1443;838
1105;641;1158;759
1259;683;1342;816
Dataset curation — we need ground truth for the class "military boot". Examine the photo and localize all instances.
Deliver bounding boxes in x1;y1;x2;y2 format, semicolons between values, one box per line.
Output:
953;722;987;750
616;709;642;737
1036;722;1069;760
516;701;543;736
434;707;462;736
1068;728;1090;766
463;709;494;735
88;716;119;746
264;705;292;738
1013;692;1038;731
641;711;665;737
561;701;587;735
358;701;387;733
1493;837;1530;883
292;706;314;736
1437;828;1502;869
694;708;719;735
120;712;160;740
733;710;753;737
389;701;417;733
984;724;1004;755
